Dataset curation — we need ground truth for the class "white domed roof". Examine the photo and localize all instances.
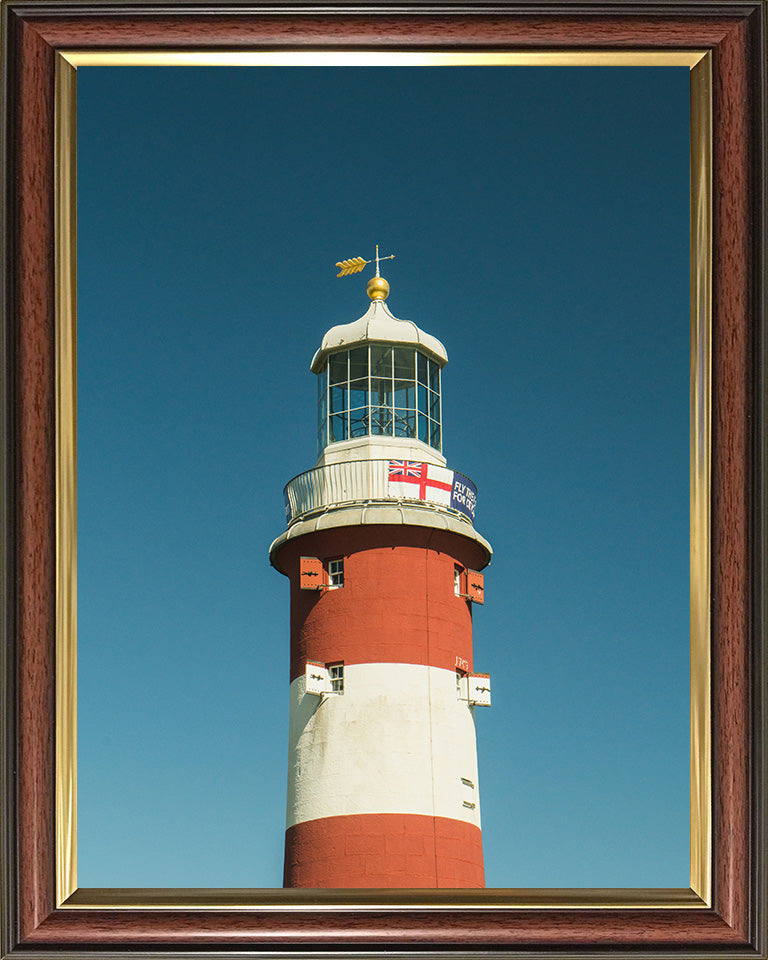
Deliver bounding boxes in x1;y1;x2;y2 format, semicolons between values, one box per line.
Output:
310;298;448;373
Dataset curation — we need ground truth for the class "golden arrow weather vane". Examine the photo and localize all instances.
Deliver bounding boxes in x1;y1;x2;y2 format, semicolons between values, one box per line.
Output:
335;257;368;277
336;244;395;278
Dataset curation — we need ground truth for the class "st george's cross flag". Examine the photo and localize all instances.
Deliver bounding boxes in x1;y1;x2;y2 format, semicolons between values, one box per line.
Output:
388;460;454;508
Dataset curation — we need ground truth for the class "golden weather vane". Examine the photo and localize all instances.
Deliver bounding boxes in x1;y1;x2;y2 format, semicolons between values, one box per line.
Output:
335;244;395;278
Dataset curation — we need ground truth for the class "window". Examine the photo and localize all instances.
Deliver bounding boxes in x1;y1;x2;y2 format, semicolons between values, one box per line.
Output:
328;662;344;694
327;558;344;588
454;565;463;597
316;346;442;454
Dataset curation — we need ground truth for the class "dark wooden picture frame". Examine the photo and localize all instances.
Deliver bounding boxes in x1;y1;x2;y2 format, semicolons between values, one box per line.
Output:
1;2;766;956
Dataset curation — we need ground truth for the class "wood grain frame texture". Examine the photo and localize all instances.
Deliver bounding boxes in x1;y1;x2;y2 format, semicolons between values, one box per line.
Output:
1;1;766;957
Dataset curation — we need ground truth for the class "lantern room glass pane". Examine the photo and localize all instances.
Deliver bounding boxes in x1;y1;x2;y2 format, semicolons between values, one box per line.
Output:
394;409;416;438
317;364;327;400
330;413;347;443
370;406;393;435
329;352;348;385
330;385;346;414
394;380;416;407
349;378;368;408
417;352;428;384
350;408;368;437
429;419;441;448
428;358;440;392
418;413;429;443
429;389;440;419
349;346;368;381
370;377;393;407
418;383;428;416
370;345;393;378
394;347;415;379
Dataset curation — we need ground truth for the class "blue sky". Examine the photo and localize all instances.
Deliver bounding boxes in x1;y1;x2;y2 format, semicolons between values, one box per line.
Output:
77;65;690;888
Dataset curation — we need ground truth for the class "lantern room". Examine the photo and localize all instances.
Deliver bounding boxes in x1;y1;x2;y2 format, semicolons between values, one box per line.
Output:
310;288;448;468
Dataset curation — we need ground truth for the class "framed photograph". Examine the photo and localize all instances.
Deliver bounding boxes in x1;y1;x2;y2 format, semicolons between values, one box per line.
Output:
1;2;765;957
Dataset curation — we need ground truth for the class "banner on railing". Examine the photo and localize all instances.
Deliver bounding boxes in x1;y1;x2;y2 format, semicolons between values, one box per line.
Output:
387;461;477;521
450;471;477;521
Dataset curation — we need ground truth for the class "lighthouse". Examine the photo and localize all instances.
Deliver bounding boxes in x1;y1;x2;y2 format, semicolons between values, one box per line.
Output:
269;251;492;888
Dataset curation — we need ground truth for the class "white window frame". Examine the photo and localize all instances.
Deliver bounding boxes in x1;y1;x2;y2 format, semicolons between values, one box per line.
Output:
328;662;344;694
327;558;344;589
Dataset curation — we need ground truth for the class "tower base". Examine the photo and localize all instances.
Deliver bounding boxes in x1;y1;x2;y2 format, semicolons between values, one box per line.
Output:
284;813;484;888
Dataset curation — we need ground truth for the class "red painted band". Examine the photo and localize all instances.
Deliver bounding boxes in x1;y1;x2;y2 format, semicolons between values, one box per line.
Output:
284;813;484;888
279;528;479;681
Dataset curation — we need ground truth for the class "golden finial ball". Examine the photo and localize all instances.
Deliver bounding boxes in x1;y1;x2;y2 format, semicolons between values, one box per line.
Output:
367;276;390;301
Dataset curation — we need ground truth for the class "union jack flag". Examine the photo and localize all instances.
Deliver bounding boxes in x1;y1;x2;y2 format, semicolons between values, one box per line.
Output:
388;460;423;479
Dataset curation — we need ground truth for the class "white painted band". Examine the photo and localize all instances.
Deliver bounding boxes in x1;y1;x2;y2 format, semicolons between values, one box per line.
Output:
286;663;482;829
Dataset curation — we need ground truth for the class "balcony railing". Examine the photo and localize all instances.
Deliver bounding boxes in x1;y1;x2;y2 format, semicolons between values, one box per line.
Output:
283;459;477;527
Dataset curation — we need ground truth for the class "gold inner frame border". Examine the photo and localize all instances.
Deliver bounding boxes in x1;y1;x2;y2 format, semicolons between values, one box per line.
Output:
54;49;712;911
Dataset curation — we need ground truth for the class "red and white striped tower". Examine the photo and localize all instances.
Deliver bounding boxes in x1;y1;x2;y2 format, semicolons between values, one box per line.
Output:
270;255;492;888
